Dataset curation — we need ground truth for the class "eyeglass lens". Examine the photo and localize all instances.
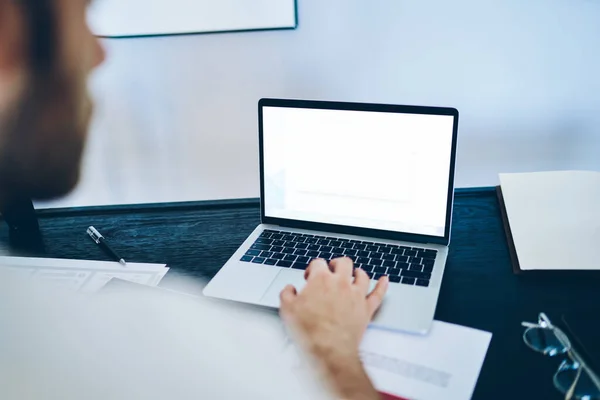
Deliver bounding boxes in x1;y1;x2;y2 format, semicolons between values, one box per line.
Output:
554;360;600;400
524;327;568;356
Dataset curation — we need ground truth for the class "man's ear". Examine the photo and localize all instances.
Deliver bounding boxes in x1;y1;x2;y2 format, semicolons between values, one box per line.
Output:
0;0;27;110
0;0;27;73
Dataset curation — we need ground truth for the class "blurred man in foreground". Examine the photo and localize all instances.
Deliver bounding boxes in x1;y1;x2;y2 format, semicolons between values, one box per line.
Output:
0;1;389;398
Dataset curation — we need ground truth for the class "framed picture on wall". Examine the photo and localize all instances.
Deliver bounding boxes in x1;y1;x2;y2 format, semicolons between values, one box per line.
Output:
88;0;298;38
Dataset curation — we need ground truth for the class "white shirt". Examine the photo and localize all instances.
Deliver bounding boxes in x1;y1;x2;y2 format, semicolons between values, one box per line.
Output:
0;272;330;400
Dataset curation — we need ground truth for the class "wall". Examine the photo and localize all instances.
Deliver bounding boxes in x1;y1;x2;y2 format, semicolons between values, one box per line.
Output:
38;0;600;208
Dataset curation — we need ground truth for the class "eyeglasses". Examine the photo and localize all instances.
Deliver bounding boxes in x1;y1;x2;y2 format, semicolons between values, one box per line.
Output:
522;313;600;400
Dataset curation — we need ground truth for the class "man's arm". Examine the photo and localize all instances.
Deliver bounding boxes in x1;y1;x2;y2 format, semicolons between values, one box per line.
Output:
280;258;388;400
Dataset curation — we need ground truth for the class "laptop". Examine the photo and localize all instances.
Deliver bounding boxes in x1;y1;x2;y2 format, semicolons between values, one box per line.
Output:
203;98;459;334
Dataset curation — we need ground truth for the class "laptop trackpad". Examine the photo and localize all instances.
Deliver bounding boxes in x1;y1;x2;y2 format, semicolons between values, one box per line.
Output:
260;269;307;308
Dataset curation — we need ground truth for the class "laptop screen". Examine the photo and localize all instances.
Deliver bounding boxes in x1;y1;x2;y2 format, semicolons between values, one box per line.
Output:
261;104;456;239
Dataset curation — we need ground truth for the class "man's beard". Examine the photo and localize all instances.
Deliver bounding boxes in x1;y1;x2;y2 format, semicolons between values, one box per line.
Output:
0;71;90;201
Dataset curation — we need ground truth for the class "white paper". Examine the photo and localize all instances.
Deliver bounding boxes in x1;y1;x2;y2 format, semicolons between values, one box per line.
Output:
361;321;492;400
0;256;169;293
499;170;600;271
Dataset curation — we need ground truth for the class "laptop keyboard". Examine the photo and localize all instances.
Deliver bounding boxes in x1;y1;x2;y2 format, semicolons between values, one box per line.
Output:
240;229;437;288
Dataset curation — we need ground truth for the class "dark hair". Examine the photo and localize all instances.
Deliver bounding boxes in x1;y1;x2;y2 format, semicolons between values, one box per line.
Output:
20;0;56;72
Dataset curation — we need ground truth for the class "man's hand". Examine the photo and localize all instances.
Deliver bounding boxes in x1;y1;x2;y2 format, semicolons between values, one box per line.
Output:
280;257;389;400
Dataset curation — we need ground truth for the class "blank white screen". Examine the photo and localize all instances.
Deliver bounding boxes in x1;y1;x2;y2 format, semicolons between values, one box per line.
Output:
87;0;296;37
263;107;455;237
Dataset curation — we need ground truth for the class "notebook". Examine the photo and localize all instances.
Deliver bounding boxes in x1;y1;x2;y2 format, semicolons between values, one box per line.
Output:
497;171;600;274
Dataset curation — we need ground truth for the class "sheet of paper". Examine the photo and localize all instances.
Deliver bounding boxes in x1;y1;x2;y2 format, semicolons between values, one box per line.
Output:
0;256;169;293
360;321;492;400
499;170;600;271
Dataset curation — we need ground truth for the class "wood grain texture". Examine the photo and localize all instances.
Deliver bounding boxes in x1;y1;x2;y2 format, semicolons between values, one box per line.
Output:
1;188;598;400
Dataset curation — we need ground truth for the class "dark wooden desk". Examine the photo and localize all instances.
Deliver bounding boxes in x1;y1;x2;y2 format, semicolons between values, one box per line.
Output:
1;187;598;400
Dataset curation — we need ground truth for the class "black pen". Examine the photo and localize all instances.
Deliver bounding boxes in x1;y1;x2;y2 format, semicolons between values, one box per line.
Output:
87;226;127;266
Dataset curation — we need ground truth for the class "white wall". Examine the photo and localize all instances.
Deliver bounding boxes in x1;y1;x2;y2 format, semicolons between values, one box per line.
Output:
39;0;600;208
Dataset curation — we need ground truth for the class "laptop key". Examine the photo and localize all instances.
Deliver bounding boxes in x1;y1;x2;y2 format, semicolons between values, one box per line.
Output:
283;247;295;254
240;255;253;262
420;250;437;259
295;243;309;250
409;264;423;272
401;277;416;285
369;259;383;266
383;260;396;268
370;252;383;260
361;264;374;272
271;246;284;253
388;275;400;283
410;256;422;264
397;262;410;270
251;244;271;251
260;251;274;258
276;260;293;268
405;249;418;257
416;279;430;287
282;235;295;241
305;238;318;244
329;241;342;247
271;252;285;260
320;252;333;260
284;241;296;248
331;247;344;255
423;265;434;273
423;259;435;267
283;255;297;262
388;267;402;276
402;270;431;280
354;243;367;250
366;245;379;252
373;266;387;274
307;244;320;251
272;240;285;247
255;238;273;245
357;250;370;258
396;255;409;263
317;239;330;245
372;273;381;281
292;263;308;270
306;250;319;257
378;246;392;254
252;257;266;264
270;234;283;240
294;249;308;256
264;258;278;266
246;250;261;257
390;248;404;255
382;253;395;261
341;242;353;249
357;257;370;264
296;256;310;263
320;246;333;252
344;249;358;257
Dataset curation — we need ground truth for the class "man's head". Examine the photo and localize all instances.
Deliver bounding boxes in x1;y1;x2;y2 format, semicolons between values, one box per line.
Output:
0;0;105;202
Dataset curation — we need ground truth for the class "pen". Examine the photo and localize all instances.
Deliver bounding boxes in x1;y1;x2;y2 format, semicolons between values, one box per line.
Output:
87;226;127;266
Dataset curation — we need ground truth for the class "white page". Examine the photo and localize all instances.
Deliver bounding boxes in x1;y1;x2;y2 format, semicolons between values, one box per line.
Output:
499;170;600;271
88;0;296;37
0;256;169;293
361;322;492;400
